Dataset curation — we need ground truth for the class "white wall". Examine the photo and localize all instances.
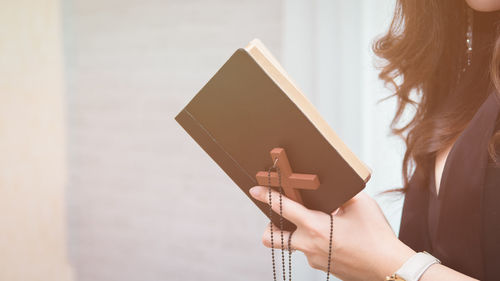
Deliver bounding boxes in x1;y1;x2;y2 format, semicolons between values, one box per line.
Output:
282;0;402;279
64;0;282;280
64;0;406;280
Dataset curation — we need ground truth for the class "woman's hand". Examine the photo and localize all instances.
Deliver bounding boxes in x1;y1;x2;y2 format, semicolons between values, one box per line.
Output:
249;186;416;281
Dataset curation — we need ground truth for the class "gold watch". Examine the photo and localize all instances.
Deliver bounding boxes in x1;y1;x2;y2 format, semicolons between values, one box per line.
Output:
386;274;405;281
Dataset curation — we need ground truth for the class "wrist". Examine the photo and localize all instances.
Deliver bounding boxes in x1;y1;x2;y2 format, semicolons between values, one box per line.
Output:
376;238;416;280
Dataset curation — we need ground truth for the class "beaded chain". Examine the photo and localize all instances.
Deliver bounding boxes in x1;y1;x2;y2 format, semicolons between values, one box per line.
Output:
267;157;333;281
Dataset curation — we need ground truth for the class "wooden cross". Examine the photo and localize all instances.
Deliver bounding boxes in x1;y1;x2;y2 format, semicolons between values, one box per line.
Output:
255;148;320;205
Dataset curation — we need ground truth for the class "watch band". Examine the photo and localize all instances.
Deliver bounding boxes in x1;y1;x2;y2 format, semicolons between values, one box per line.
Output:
386;251;441;281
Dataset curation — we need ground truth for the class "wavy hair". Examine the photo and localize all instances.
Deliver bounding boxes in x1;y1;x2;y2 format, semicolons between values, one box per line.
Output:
372;0;500;192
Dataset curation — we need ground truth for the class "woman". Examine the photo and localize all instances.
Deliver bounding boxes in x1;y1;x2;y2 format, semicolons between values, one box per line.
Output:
249;0;500;280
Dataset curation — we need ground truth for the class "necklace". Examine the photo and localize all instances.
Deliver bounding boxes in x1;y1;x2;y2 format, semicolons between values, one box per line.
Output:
267;157;334;281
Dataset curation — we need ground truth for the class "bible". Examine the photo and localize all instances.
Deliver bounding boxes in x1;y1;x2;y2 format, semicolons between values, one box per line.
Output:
174;39;371;231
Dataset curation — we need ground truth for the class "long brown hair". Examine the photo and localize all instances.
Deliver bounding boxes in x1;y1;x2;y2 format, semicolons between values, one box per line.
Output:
372;0;500;192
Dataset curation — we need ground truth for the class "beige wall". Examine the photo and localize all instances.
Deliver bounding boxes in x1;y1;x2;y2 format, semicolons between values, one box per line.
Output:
0;0;73;280
65;0;282;280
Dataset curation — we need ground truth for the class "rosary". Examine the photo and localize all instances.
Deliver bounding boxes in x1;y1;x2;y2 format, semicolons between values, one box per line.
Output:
266;156;334;281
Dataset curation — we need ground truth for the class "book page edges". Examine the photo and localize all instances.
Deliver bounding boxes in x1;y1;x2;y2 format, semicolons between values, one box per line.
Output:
244;40;371;183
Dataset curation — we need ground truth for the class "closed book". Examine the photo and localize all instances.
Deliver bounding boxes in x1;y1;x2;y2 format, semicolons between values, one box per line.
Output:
175;39;371;231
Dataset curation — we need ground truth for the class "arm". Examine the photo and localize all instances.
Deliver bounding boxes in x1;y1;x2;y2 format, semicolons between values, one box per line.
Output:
375;235;478;281
249;186;479;281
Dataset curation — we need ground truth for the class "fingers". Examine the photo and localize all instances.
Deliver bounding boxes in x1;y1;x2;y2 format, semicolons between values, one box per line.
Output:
249;185;313;227
262;222;299;252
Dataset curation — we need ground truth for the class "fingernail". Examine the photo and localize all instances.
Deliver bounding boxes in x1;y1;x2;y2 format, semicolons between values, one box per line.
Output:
249;186;262;197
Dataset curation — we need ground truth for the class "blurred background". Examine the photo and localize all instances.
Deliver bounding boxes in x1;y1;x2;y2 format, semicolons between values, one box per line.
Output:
0;0;404;280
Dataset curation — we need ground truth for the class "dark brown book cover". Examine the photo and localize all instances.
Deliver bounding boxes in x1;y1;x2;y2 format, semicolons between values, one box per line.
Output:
175;39;371;231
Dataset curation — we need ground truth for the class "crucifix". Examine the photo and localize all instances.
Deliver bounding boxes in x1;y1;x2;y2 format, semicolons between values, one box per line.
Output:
255;147;320;205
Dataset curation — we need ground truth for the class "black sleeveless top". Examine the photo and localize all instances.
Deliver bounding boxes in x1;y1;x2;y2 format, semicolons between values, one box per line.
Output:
399;10;500;281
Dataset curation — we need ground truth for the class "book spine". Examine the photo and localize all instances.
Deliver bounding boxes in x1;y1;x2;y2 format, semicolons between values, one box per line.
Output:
175;109;296;231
